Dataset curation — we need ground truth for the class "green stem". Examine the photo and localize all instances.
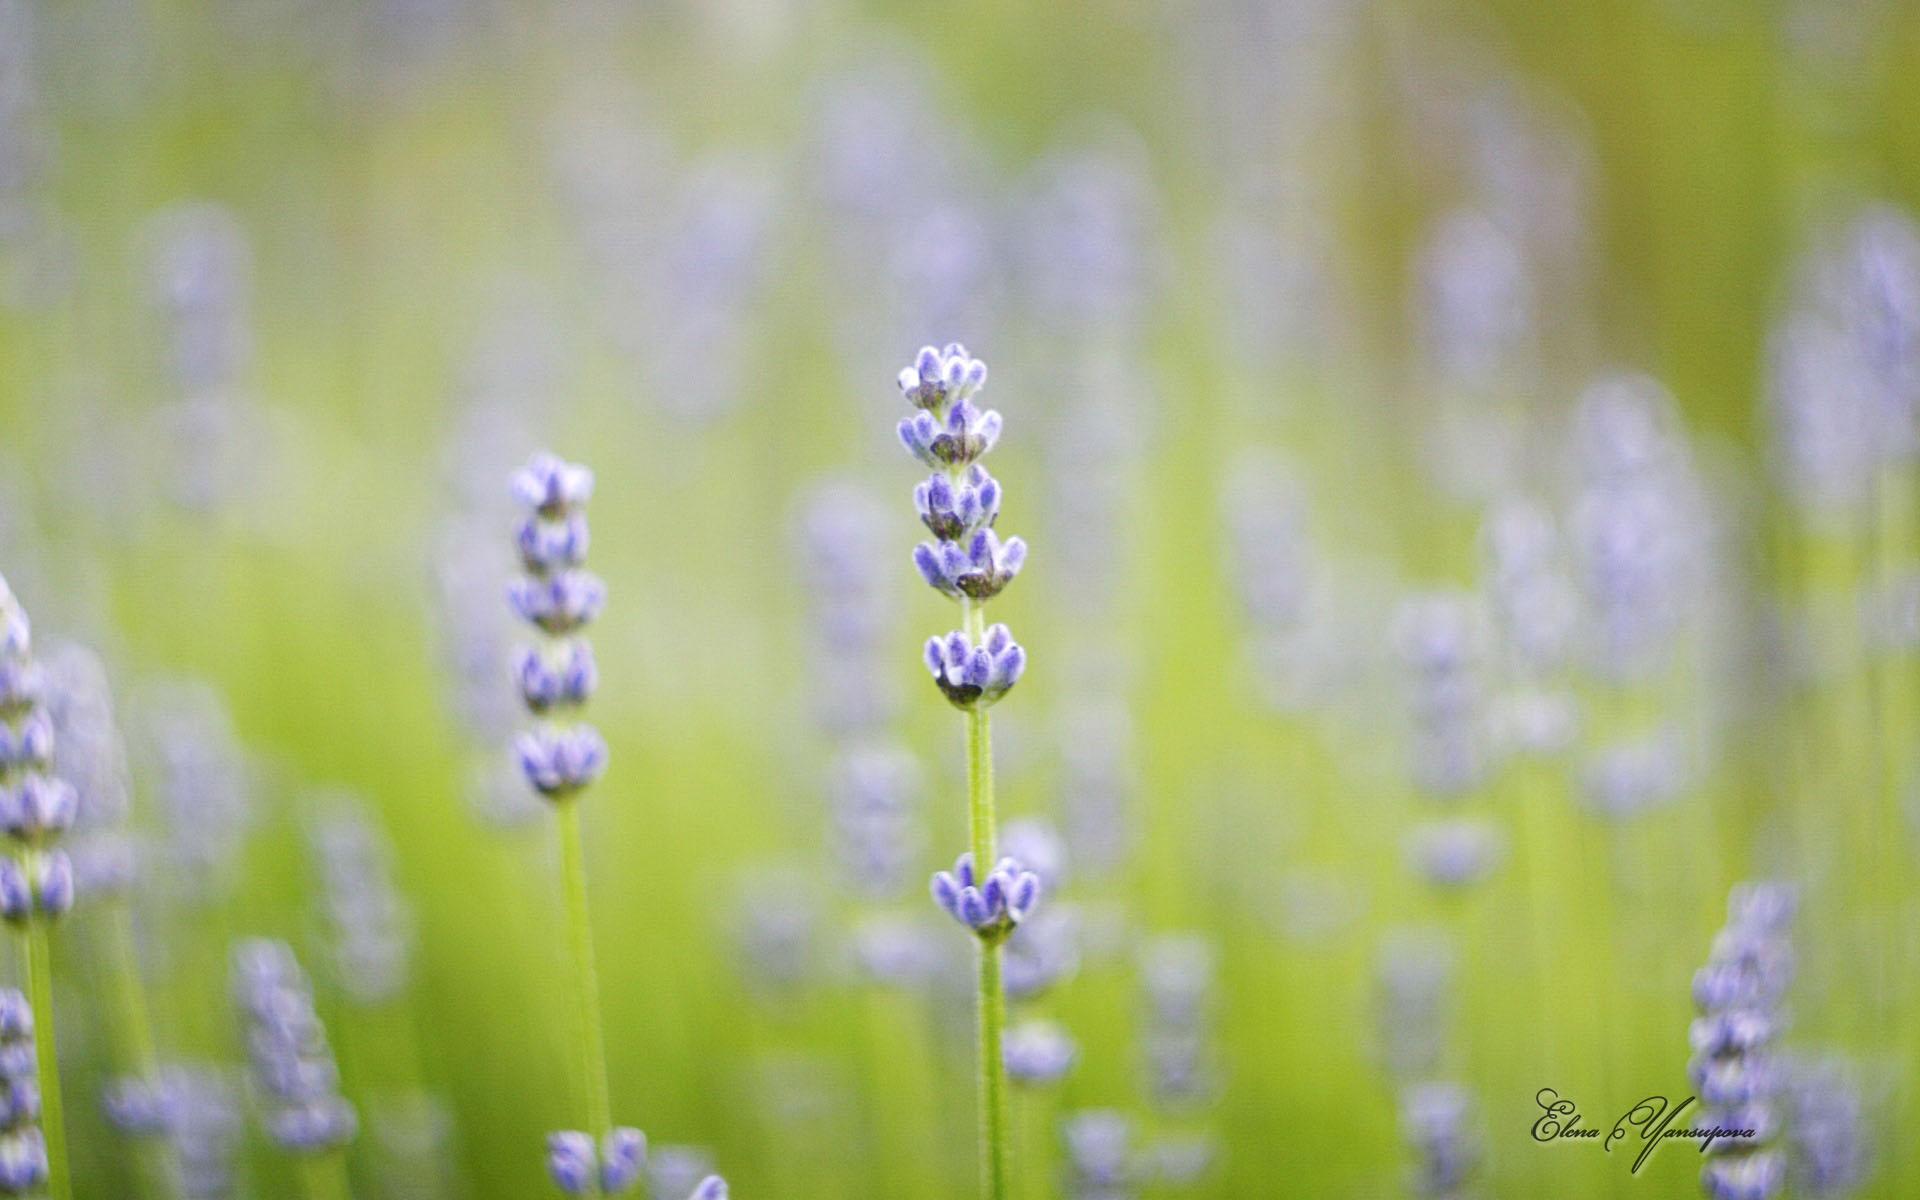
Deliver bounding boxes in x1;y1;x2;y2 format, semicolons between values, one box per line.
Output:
556;798;614;1154
22;915;70;1200
962;598;1010;1200
296;1149;355;1200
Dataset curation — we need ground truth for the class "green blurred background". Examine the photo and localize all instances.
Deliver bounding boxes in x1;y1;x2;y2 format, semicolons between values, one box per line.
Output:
1;0;1918;1197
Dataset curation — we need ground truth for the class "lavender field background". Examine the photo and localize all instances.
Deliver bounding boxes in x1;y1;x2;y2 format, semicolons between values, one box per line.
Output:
2;1;1919;1197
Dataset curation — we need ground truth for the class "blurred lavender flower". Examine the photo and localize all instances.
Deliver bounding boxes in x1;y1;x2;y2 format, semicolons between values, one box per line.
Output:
635;154;777;425
1016;136;1164;338
158;1065;242;1200
808;57;1002;385
1481;500;1579;679
1393;593;1486;798
1689;883;1795;1197
0;991;47;1195
1222;452;1346;713
1003;903;1082;1002
1580;728;1685;820
731;863;821;995
1141;935;1218;1109
1063;1109;1137;1199
1703;1152;1788;1200
1783;1055;1868;1197
139;203;269;514
232;939;356;1154
930;852;1042;939
1400;1082;1481;1197
38;641;136;898
133;679;251;902
143;204;251;400
1057;702;1135;879
307;795;415;1006
1415;208;1534;389
1570;373;1706;680
828;746;923;900
0;578;75;926
849;912;945;990
1766;206;1920;521
1004;1020;1077;1087
795;480;900;734
1406;818;1507;889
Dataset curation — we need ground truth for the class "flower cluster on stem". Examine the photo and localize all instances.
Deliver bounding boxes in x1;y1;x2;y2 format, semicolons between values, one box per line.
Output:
508;453;726;1199
231;940;357;1155
897;345;1039;1200
1690;883;1795;1200
0;577;71;1200
0;990;48;1194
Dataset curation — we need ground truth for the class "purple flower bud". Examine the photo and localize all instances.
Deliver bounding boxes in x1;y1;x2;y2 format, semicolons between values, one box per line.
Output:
511;453;595;517
0;661;42;716
688;1176;728;1200
102;1075;169;1136
0;712;54;772
915;466;1002;540
4;777;76;843
0;863;28;925
507;571;607;636
547;1130;596;1194
0;1077;37;1133
925;627;1027;708
600;1126;646;1193
897;343;987;412
515;512;591;572
1690;1010;1777;1057
0;1127;47;1191
514;725;609;799
0;994;31;1042
513;643;597;713
31;853;72;918
1701;1148;1785;1200
1005;1020;1077;1085
930;850;1042;938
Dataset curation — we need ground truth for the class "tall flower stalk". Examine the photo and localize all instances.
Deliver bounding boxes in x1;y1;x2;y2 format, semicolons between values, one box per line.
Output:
897;345;1038;1200
0;577;74;1200
508;453;726;1200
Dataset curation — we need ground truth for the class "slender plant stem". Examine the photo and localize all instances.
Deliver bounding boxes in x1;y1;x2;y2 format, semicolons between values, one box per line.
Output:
961;598;1010;1200
556;797;614;1151
297;1149;355;1200
22;912;71;1200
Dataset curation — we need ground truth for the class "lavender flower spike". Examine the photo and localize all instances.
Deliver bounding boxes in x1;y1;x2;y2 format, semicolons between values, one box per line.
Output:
931;852;1042;940
898;344;1028;605
0;990;48;1195
925;625;1027;709
232;940;357;1155
895;343;1028;1199
508;452;609;803
0;576;74;1199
